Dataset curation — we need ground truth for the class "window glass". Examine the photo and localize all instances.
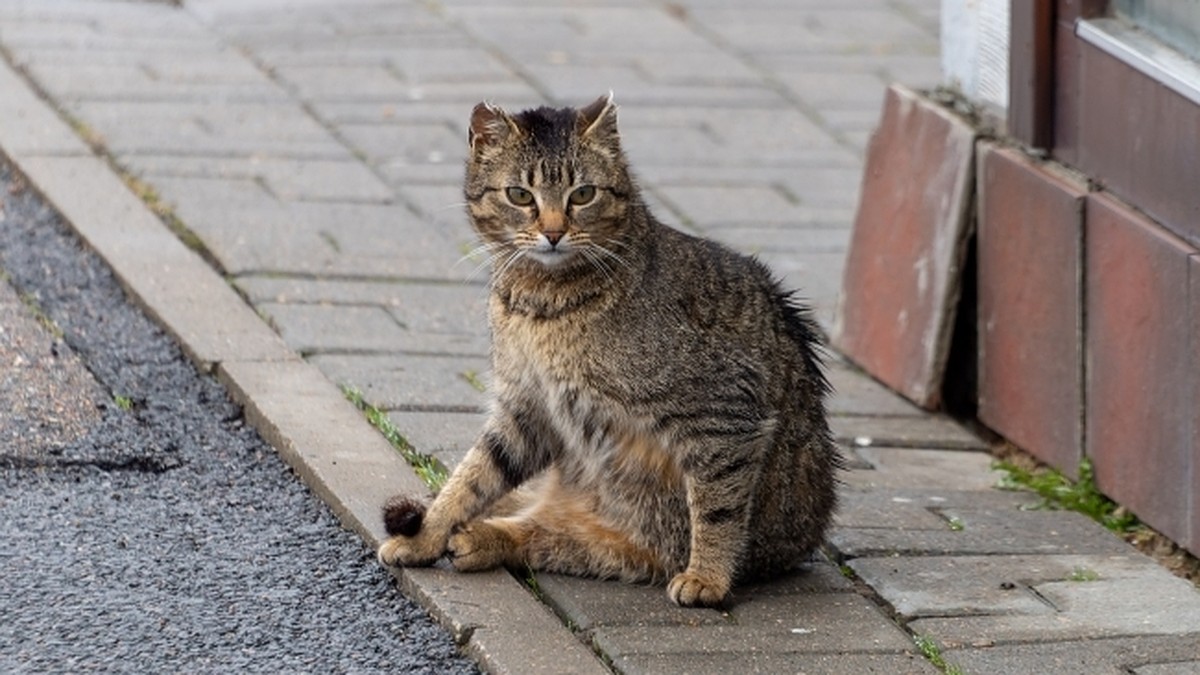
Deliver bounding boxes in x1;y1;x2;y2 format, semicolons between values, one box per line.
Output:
1114;0;1200;61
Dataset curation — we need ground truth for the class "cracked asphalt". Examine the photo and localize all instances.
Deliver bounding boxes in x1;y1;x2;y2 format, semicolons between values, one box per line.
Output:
0;161;478;674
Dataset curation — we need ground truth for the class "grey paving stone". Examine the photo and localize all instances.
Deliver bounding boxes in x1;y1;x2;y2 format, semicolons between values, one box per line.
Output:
309;353;488;412
148;178;472;279
258;302;414;354
400;566;609;675
536;574;731;632
235;276;487;316
943;635;1200;675
593;593;915;657
22;61;285;102
0;58;92;157
129;156;394;203
825;365;926;417
614;651;938;675
690;7;933;55
338;121;465;170
910;564;1200;645
844;447;1001;491
705;224;850;256
852;553;1195;624
385;410;484;470
447;5;714;56
829;414;989;450
832;489;1137;559
69;100;349;158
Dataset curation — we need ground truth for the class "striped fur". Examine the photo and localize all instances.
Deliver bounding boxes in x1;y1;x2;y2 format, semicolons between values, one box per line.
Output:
378;94;841;607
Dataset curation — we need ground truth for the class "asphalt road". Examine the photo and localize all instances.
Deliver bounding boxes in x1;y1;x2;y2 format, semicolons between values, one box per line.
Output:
0;160;479;674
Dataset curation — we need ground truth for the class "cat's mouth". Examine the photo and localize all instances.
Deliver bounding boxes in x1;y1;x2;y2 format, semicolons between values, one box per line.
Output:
526;246;575;267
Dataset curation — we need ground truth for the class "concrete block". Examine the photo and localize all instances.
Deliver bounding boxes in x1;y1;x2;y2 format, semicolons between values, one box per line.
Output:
825;365;926;417
833;84;977;409
831;489;1135;558
309;353;488;412
1085;193;1196;548
829;414;988;450
399;566;609;675
129;156;394;203
977;143;1086;475
593;593;915;658
257;302;417;354
385;410;484;470
238;277;490;356
535;574;730;632
851;553;1169;621
844;447;1001;491
150;178;472;280
945;635;1200;675
615;652;938;675
0;58;92;157
910;555;1200;646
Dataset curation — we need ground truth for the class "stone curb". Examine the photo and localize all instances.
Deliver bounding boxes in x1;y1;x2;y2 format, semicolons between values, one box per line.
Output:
0;55;608;675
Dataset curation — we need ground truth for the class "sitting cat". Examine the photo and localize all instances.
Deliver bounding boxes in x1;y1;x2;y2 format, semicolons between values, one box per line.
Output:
378;94;841;607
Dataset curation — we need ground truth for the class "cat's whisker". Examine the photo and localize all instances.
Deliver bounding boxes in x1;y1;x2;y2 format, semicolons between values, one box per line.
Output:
456;241;504;268
580;247;616;284
590;243;634;272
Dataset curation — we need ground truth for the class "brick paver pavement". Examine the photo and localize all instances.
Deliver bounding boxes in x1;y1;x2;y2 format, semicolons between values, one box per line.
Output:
2;0;1198;672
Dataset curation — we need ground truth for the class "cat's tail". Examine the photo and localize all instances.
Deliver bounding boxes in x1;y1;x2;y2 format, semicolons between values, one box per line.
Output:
382;495;426;537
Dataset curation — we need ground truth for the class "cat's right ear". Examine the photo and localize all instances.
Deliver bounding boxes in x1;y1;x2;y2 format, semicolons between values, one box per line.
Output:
469;102;518;157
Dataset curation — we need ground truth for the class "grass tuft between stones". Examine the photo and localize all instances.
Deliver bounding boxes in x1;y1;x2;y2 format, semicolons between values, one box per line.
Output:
993;457;1140;533
913;634;963;675
342;385;449;491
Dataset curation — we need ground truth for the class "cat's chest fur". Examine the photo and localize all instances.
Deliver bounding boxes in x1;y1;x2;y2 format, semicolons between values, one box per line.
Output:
490;292;671;483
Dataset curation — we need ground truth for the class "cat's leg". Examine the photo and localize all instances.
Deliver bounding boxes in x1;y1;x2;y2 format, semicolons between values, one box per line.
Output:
378;396;561;567
447;475;668;583
667;428;772;607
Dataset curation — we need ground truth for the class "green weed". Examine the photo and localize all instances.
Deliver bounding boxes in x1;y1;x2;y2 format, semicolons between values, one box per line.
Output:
1067;567;1100;582
113;395;133;411
913;634;963;674
342;386;449;491
459;369;486;393
993;457;1139;533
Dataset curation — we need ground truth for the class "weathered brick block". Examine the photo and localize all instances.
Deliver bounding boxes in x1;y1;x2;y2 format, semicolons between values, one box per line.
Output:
833;84;977;409
1085;193;1197;549
976;144;1086;475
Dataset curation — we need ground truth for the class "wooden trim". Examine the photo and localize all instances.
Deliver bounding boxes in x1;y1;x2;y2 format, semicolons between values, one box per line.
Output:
1009;0;1057;148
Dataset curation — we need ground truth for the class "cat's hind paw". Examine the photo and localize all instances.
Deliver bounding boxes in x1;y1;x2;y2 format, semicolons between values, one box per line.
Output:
667;570;730;608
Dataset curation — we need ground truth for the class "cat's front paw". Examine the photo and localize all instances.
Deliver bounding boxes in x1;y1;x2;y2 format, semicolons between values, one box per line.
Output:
377;533;445;568
447;523;511;572
667;569;730;607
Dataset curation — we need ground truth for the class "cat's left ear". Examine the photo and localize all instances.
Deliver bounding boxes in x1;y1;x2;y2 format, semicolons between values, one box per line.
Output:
469;102;519;156
577;92;619;141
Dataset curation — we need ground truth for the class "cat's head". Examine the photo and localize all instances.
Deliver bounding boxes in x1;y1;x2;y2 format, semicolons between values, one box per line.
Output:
463;94;638;274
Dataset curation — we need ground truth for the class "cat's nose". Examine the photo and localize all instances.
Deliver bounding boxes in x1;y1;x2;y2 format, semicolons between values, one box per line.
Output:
544;230;565;247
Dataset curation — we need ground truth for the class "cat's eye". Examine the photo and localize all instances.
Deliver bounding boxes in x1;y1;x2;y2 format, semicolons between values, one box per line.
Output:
505;186;535;207
568;185;597;206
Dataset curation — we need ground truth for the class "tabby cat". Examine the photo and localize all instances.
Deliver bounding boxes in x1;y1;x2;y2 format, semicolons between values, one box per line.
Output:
378;94;841;607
